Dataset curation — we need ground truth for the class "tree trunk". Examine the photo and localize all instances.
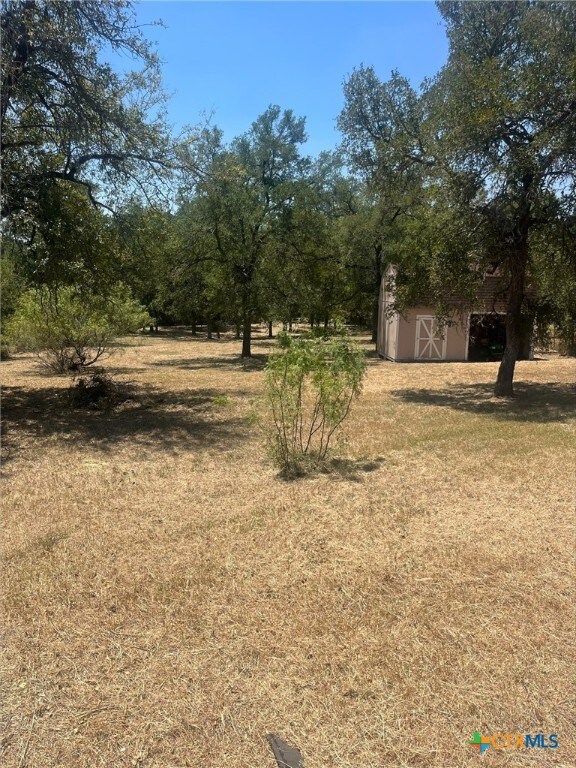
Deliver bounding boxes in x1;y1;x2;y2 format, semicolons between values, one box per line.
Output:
494;325;520;396
191;319;197;336
240;282;252;357
206;320;212;339
371;308;379;344
267;320;273;338
288;318;293;332
323;315;329;329
494;240;528;397
241;314;252;357
235;321;241;340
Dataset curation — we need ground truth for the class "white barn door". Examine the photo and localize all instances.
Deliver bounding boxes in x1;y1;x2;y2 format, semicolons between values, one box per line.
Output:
415;316;447;360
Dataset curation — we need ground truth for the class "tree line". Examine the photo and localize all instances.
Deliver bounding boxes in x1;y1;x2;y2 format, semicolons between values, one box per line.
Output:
2;0;575;395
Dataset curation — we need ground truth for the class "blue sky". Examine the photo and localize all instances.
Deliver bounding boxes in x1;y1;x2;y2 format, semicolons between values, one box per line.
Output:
127;1;448;156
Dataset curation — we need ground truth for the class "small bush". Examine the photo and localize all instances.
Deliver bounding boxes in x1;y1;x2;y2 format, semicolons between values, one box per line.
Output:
262;329;366;476
213;394;231;406
6;284;150;373
68;373;127;410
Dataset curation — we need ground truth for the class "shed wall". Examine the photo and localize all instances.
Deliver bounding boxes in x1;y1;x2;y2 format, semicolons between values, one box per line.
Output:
385;313;399;359
394;307;468;361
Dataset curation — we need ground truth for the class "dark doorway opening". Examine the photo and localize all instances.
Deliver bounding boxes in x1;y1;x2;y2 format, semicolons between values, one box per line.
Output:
468;313;506;361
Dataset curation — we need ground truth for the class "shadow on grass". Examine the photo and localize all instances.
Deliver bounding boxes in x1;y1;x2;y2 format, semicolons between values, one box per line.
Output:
321;456;386;482
278;456;385;483
392;382;576;423
151;353;268;372
113;332;239;348
1;382;250;461
127;325;280;344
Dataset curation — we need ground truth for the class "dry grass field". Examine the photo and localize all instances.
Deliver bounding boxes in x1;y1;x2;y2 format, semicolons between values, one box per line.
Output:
2;327;575;768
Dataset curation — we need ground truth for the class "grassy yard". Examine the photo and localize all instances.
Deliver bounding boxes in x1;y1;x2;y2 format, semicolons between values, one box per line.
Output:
2;327;575;768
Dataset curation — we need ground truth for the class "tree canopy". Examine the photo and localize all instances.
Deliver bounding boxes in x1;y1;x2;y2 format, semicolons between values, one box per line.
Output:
178;106;312;357
338;0;576;394
2;0;575;385
1;0;174;222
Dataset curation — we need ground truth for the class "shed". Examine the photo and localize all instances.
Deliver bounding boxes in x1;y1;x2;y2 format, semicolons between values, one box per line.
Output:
377;265;533;362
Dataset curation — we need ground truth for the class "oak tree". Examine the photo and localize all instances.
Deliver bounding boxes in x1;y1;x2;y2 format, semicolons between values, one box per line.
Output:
1;0;174;223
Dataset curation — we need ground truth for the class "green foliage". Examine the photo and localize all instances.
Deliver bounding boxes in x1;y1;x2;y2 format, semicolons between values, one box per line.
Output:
338;3;576;394
6;284;150;373
178;106;311;356
1;0;173;219
1;0;175;305
0;253;21;315
431;1;576;393
212;394;231;407
531;222;576;355
9;182;125;291
0;252;22;357
116;203;177;323
262;329;366;476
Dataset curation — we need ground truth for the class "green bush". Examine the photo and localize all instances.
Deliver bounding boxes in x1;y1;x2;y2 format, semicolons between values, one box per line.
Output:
262;329;366;476
6;284;150;373
0;254;22;359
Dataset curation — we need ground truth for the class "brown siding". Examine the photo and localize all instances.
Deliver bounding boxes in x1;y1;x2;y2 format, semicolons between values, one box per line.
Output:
390;307;468;362
445;318;468;360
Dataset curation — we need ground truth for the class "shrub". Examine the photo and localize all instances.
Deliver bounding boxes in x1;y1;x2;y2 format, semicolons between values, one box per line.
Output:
6;284;150;373
262;329;366;476
68;372;128;410
0;254;22;359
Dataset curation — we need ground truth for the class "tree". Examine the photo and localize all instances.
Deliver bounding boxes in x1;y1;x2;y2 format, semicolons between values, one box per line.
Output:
430;1;576;395
1;0;178;361
6;283;149;372
170;196;245;335
530;217;576;355
335;190;408;341
337;67;429;342
339;3;576;395
1;0;174;224
0;248;22;357
6;181;124;291
182;107;310;357
116;202;177;327
268;155;351;331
